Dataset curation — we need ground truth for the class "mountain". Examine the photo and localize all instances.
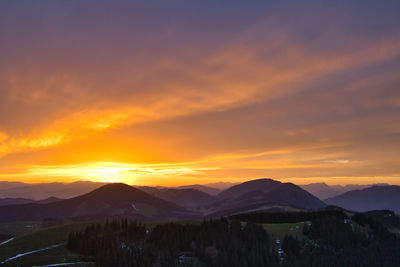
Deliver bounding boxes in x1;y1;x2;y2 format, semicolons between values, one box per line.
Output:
0;181;105;200
0;198;34;206
138;187;214;207
216;179;282;200
206;179;326;216
0;183;192;222
300;183;342;199
0;181;27;190
0;196;62;206
325;185;400;214
300;182;390;199
36;196;63;204
202;182;239;190
174;184;221;195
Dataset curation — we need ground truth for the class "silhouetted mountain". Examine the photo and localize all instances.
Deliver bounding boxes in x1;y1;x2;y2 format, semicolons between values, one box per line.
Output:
325;185;400;213
0;198;33;206
36;196;63;204
138;187;214;207
0;196;62;206
0;181;105;200
0;183;192;222
202;181;239;190
174;184;221;195
300;182;390;199
217;179;282;200
206;179;325;216
0;181;27;190
300;183;342;199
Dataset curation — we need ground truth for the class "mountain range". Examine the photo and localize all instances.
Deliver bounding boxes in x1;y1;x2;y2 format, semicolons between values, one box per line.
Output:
0;179;398;223
0;178;325;222
0;197;62;206
0;181;106;200
325;185;400;214
300;182;389;199
137;186;214;207
0;183;190;223
173;184;222;195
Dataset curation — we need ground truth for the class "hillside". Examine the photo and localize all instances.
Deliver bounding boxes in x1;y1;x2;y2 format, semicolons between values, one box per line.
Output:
206;179;326;216
301;182;390;199
0;197;62;206
0;183;192;222
138;187;214;207
0;181;105;200
174;184;221;195
300;183;342;199
325;185;400;213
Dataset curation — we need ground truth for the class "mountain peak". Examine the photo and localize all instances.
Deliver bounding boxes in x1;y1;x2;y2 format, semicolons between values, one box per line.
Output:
94;183;133;191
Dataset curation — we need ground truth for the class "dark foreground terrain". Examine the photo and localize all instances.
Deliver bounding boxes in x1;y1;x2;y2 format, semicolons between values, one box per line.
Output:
65;210;400;266
0;180;399;266
1;209;397;266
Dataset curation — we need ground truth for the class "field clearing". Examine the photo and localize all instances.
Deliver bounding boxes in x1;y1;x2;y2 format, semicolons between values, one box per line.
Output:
0;221;40;237
262;221;308;240
0;222;92;266
2;244;93;267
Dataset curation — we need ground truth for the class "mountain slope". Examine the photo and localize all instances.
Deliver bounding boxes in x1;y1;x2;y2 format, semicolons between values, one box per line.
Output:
138;187;214;207
0;197;62;206
216;179;282;200
0;198;34;206
206;179;326;216
174;184;221;195
0;183;191;222
300;183;342;199
325;185;400;213
301;182;390;199
0;181;105;200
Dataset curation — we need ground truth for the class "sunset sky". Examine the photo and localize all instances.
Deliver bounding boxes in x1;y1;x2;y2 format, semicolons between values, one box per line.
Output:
0;1;399;186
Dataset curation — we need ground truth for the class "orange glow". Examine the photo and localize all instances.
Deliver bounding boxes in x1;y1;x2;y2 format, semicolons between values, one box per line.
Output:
1;3;400;187
5;162;208;185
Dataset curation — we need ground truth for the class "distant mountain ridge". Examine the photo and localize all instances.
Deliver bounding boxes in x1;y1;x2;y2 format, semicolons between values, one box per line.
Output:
0;181;225;200
0;179;328;222
325;185;400;213
300;182;390;199
137;186;214;207
174;184;221;195
0;183;191;222
0;181;106;200
0;197;62;206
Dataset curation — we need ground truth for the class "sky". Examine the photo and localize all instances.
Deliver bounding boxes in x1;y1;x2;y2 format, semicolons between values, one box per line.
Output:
0;0;399;186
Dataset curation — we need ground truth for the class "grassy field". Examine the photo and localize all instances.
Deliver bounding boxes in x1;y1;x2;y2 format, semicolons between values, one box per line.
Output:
0;221;97;266
238;220;308;241
262;221;309;240
0;221;40;238
2;244;93;267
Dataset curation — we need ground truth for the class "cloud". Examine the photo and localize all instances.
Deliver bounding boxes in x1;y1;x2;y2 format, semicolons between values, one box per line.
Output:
0;1;399;185
1;27;400;158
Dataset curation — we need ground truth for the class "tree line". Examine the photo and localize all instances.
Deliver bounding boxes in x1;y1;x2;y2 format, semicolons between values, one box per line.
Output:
67;218;278;266
68;210;400;266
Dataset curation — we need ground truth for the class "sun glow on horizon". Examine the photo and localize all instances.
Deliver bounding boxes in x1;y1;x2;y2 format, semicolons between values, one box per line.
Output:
22;162;203;184
1;2;400;187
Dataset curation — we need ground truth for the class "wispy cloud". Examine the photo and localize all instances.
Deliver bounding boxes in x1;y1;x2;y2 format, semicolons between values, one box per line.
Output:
1;31;399;157
0;1;399;185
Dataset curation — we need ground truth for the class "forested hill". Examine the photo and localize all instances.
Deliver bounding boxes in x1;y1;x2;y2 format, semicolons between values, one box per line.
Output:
67;209;400;266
